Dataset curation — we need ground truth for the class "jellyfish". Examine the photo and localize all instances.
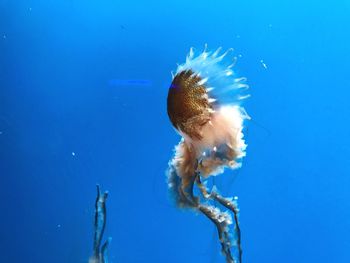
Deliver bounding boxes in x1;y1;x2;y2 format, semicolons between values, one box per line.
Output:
167;46;249;263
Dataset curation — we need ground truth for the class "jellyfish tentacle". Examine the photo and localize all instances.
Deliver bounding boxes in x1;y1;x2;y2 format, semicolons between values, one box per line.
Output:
191;171;234;263
169;157;237;263
195;175;242;263
197;203;234;263
210;191;242;263
178;174;198;207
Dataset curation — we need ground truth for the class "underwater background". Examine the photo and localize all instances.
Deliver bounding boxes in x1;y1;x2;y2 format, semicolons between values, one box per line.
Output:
1;0;350;262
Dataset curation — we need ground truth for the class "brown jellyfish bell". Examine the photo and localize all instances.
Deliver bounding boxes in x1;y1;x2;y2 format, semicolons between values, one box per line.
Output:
167;46;249;263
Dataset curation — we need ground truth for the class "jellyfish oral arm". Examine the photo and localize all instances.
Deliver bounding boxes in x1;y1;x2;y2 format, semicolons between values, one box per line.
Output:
168;159;242;263
196;175;242;263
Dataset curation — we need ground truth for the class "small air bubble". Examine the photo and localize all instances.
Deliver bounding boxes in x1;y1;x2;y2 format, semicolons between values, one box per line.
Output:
260;59;268;69
71;152;76;156
225;70;233;76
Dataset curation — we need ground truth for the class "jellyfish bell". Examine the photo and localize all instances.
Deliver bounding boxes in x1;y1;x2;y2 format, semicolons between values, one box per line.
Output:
167;46;249;183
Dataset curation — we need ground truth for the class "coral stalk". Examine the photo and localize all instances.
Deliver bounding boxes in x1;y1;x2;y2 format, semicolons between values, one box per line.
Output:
89;185;111;263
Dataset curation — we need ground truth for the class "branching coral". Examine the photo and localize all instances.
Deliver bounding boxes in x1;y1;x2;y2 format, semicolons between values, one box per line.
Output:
89;185;111;263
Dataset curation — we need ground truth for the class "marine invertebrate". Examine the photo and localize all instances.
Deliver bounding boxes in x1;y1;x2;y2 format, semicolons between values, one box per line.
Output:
89;185;111;263
167;46;249;263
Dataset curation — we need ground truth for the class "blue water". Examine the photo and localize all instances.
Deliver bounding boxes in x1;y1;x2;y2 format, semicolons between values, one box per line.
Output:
1;1;350;262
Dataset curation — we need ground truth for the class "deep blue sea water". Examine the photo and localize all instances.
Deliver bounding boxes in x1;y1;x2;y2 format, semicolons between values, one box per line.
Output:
1;1;350;262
